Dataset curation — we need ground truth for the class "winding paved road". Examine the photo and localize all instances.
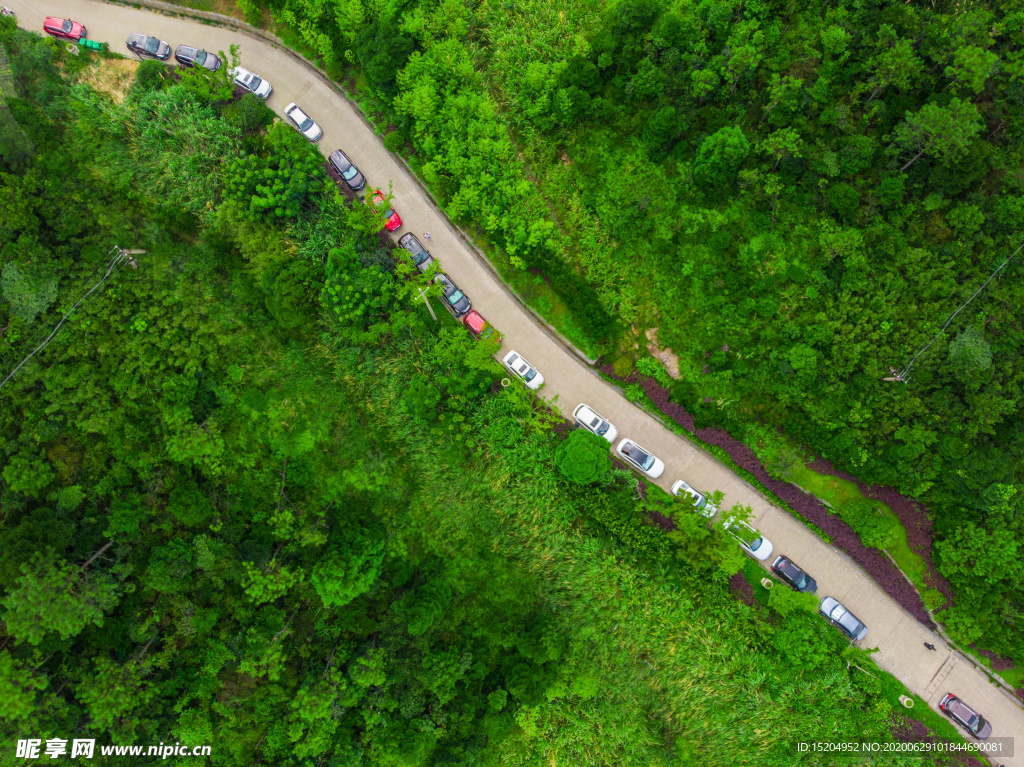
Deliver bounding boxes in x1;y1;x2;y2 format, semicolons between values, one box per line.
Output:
7;0;1023;760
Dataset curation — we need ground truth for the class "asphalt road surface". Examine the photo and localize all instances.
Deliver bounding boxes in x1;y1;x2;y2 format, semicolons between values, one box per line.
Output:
7;1;1024;761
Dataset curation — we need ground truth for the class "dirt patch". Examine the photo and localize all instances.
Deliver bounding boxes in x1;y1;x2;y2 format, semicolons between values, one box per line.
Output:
645;327;681;380
76;58;139;105
729;573;757;607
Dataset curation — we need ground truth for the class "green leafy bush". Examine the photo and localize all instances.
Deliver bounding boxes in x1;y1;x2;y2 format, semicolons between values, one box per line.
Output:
554;429;612;484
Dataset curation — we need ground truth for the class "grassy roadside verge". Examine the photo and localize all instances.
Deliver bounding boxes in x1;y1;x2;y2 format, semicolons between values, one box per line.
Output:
786;465;934;601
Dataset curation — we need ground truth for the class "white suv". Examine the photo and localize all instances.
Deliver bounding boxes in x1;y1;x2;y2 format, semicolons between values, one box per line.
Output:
231;66;272;98
671;479;716;517
573;403;617;443
503;351;544;390
615;439;665;478
722;517;773;560
283;102;322;141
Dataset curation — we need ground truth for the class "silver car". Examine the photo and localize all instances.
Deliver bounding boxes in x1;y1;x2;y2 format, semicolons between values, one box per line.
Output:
398;233;434;272
573;403;617;443
126;33;170;60
230;66;272;98
819;597;868;641
283;103;322;142
328;149;365;192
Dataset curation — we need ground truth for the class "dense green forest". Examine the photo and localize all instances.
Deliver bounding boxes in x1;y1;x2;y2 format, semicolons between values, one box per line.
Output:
0;19;980;766
250;0;1024;668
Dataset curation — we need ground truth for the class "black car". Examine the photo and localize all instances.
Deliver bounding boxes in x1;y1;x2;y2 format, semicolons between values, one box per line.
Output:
174;45;221;71
939;694;992;740
126;33;171;60
398;233;435;273
771;556;818;593
328;149;365;192
433;273;471;317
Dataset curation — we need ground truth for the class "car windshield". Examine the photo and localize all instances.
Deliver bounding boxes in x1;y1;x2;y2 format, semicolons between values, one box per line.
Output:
831;604;847;621
195;50;207;65
641;454;656;470
342;166;359;180
384;207;394;218
447;290;464;305
413;251;429;264
62;19;72;32
749;536;763;549
298;116;314;131
796;574;808;589
524;369;537;383
694;495;707;509
247;75;262;90
144;37;159;53
596;421;609;435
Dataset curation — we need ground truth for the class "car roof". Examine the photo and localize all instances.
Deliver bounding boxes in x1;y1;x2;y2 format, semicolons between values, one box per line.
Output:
464;311;485;332
946;697;977;718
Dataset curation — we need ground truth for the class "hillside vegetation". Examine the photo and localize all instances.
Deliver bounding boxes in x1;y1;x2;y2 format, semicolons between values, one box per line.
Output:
262;0;1024;668
0;21;974;766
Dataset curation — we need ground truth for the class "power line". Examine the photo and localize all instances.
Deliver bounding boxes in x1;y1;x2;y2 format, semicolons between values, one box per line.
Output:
894;239;1024;383
0;246;136;393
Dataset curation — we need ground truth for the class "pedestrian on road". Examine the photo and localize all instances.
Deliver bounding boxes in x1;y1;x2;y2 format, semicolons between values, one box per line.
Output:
924;642;936;651
423;232;431;240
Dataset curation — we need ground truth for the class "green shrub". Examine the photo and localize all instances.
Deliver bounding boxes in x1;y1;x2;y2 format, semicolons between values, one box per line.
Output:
840;499;901;551
132;59;167;92
224;93;275;134
325;59;346;82
574;486;673;561
612;356;634;378
383;131;405;153
554;430;612;484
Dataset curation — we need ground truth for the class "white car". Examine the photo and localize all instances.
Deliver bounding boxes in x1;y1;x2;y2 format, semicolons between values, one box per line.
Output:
615;439;665;479
573;403;617;443
503;351;544;390
231;66;272;99
283;102;322;141
722;517;774;561
671;479;716;518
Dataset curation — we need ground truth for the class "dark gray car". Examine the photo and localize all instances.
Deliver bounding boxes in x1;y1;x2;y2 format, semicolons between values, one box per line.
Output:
174;45;221;71
771;556;818;593
819;597;868;641
433;273;471;317
126;33;170;60
939;694;992;740
328;150;365;192
398;233;435;273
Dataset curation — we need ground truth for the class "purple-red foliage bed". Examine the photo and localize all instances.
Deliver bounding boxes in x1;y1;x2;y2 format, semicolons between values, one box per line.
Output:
603;365;940;630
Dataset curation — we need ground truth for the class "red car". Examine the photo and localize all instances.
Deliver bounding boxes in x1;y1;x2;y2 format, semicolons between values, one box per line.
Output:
43;17;86;41
462;310;500;343
370;190;402;232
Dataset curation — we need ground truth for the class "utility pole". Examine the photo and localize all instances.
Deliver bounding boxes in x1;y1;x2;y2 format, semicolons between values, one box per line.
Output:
882;367;905;383
415;286;437;321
